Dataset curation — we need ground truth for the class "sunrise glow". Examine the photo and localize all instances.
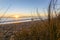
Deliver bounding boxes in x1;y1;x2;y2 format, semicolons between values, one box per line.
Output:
14;15;19;18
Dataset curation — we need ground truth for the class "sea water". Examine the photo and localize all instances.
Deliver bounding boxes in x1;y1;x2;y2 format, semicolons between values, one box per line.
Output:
0;17;47;24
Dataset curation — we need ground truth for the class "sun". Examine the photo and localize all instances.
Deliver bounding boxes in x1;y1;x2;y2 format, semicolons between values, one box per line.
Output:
14;15;19;18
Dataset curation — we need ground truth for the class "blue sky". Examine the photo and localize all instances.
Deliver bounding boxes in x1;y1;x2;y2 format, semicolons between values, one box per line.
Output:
0;0;60;17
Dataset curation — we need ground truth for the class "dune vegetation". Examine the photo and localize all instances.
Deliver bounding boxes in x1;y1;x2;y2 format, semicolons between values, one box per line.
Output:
0;0;60;40
13;0;60;40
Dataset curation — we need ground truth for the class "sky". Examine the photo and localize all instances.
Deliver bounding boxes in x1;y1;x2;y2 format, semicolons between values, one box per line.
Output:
0;0;60;17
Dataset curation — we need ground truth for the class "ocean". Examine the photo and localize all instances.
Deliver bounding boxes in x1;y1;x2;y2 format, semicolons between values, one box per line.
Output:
0;17;47;24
